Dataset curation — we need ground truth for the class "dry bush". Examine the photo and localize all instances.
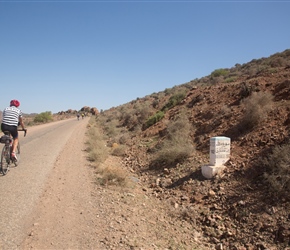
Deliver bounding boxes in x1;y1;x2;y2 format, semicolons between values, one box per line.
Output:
106;109;122;121
103;119;120;137
95;111;119;131
151;111;194;168
95;112;108;126
111;144;127;157
262;142;290;196
121;107;136;127
161;90;186;112
240;91;273;130
219;105;231;118
151;139;193;168
166;111;191;140
269;57;287;67
86;124;109;165
137;105;153;124
240;82;254;98
118;132;131;145
95;165;129;187
87;118;129;186
106;130;131;148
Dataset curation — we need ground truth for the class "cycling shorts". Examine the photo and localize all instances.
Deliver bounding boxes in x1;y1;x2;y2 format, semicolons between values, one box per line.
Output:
1;123;18;139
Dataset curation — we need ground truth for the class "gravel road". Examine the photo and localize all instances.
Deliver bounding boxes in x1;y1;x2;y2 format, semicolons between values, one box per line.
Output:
0;117;206;250
0;118;87;249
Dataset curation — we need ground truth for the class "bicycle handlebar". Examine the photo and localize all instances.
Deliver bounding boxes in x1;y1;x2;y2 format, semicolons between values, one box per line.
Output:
18;128;27;137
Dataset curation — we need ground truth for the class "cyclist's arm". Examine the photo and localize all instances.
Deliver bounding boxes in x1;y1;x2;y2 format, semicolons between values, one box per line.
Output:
19;116;25;130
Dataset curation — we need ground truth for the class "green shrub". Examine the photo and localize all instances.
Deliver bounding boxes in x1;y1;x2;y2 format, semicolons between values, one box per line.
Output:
211;68;229;78
34;111;53;123
224;76;237;83
145;111;164;128
161;92;186;112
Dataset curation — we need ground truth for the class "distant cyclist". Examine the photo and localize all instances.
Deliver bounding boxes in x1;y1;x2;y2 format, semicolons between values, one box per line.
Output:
1;100;26;160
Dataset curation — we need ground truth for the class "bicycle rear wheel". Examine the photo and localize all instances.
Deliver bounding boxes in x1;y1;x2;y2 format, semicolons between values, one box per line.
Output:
1;145;10;175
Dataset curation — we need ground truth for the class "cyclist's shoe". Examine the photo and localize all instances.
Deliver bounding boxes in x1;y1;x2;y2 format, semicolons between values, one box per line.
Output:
11;152;17;162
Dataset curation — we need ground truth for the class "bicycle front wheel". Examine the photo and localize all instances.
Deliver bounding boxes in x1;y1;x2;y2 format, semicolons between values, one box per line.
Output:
1;145;10;175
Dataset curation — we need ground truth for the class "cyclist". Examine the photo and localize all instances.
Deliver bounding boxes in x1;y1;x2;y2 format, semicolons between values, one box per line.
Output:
1;99;26;161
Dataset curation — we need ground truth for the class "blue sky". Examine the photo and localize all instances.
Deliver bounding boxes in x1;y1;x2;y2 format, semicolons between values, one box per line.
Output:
0;0;289;114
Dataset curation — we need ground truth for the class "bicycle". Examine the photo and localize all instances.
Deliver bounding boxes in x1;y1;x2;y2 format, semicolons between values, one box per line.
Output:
0;129;27;175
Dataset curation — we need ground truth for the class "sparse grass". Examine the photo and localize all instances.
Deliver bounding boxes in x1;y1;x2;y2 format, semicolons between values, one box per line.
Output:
87;117;129;187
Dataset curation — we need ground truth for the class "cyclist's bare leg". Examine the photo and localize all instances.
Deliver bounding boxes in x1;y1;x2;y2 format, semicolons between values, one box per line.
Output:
12;138;19;154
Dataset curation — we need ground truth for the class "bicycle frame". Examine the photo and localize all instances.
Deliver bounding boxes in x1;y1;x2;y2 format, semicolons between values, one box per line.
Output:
0;129;27;175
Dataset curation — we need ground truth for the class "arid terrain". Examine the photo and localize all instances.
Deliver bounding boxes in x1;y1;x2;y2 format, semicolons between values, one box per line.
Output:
21;136;206;249
1;49;289;250
91;50;290;250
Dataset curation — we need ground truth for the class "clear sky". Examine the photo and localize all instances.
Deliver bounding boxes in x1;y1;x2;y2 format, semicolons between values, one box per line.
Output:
0;0;289;114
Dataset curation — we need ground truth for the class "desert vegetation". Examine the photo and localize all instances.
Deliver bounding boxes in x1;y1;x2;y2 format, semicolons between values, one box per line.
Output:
239;91;274;131
85;120;109;164
86;117;130;186
150;110;194;169
262;140;290;196
33;111;54;123
86;49;290;249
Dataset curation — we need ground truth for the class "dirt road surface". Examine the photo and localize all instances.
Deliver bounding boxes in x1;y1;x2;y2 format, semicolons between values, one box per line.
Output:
0;118;205;250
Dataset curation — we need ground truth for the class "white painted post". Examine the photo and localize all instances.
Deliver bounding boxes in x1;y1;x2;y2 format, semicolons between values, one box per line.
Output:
201;136;231;179
209;136;231;166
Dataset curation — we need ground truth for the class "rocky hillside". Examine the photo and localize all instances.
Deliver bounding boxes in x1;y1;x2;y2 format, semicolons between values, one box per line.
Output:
96;49;290;249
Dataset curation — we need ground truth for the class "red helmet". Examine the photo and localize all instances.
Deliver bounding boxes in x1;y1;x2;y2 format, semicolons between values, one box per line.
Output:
10;99;20;107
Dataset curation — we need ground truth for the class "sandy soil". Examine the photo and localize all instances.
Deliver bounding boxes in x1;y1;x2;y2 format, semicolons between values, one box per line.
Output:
20;118;205;250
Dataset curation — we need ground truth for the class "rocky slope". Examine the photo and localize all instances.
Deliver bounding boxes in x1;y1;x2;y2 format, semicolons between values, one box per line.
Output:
98;49;290;249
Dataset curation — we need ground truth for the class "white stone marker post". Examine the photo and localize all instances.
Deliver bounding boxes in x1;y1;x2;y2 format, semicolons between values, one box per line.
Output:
202;136;231;179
